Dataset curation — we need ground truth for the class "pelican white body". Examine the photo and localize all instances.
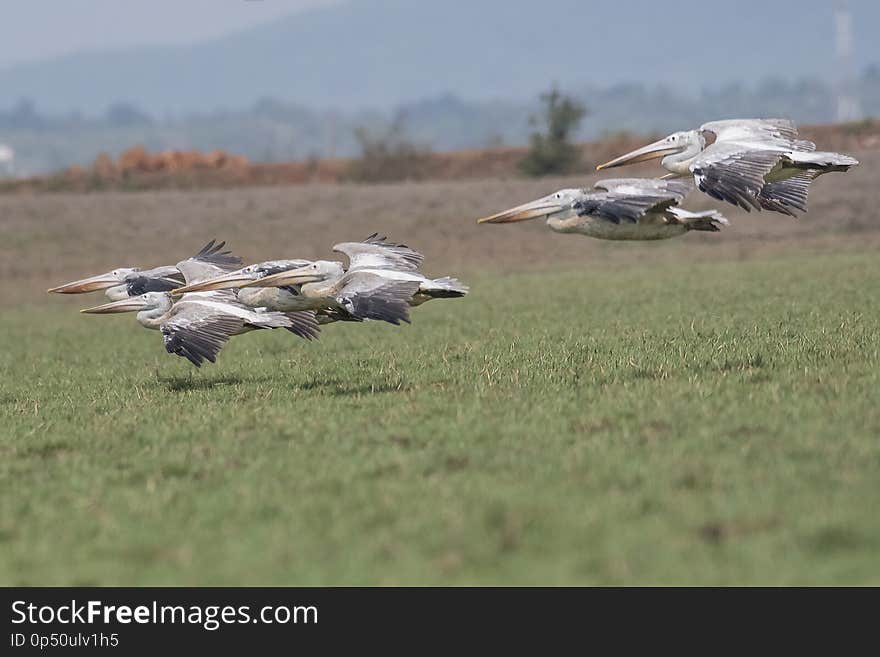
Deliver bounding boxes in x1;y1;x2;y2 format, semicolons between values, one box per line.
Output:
547;214;688;241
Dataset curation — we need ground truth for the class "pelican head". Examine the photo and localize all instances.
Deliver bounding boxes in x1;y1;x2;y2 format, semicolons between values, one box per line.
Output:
243;260;345;288
596;130;705;174
48;268;141;298
477;189;584;224
80;291;170;314
80;291;173;326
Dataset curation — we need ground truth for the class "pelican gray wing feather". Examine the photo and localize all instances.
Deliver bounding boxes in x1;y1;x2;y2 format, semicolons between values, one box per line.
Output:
281;311;320;340
575;178;692;224
161;308;243;368
757;170;821;215
333;233;425;272
336;273;421;325
176;240;244;286
690;145;784;212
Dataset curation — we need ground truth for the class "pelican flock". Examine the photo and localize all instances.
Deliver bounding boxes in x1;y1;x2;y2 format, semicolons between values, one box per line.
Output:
50;236;468;367
479;118;857;239
48;118;857;367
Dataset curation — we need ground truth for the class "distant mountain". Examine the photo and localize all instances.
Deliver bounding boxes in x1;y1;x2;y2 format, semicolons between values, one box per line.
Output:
1;0;879;115
4;70;880;176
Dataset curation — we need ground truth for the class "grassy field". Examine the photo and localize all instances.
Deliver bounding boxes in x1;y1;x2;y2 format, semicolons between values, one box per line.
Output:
2;249;879;585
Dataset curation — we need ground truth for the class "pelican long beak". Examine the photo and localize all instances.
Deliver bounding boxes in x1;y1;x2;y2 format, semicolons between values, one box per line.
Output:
243;266;324;288
596;138;680;171
80;297;148;314
48;272;120;294
172;270;257;294
476;198;564;224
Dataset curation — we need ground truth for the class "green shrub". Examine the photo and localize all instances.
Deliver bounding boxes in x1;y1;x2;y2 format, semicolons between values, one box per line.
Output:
519;87;586;176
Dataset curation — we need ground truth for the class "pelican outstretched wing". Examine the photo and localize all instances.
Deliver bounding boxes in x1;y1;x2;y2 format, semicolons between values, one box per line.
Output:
575;178;692;224
335;273;420;325
690;144;784;212
333;234;424;272
175;240;244;286
160;304;243;367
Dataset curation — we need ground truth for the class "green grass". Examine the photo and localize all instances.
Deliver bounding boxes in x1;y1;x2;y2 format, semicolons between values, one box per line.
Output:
2;251;879;585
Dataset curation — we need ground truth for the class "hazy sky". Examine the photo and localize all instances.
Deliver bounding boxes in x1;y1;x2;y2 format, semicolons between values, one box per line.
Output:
0;0;338;68
2;0;878;115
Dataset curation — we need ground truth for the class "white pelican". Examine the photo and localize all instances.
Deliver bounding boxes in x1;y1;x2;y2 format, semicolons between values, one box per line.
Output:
46;240;238;300
477;178;727;240
80;290;317;367
596;119;859;216
79;244;319;366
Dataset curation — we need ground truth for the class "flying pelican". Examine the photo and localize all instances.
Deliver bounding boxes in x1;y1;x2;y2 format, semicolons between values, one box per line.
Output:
48;265;184;300
79;246;319;366
596;119;859;216
80;290;316;367
477;178;727;240
46;240;238;300
174;235;469;321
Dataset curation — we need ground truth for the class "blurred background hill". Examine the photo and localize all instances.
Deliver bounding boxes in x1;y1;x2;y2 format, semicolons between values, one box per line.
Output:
1;0;878;175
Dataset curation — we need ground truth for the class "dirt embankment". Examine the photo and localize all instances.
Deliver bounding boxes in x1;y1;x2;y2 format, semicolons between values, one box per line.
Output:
3;120;879;194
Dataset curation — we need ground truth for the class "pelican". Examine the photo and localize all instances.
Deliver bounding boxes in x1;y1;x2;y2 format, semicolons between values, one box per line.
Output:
596;119;859;216
46;240;238;300
80;290;317;367
477;178;727;240
79;243;319;366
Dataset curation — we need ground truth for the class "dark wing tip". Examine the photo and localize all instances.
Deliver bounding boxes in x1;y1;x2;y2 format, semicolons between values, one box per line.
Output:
189;239;243;268
284;310;321;340
161;317;238;368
